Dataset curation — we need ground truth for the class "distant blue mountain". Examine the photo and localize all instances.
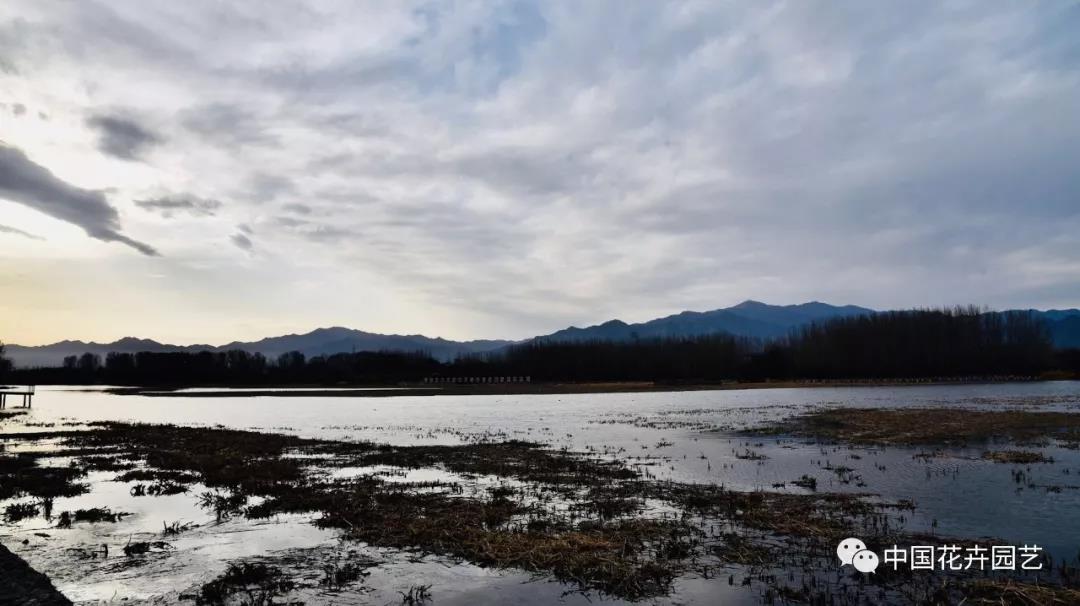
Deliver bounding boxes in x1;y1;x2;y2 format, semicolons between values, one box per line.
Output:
214;327;510;362
1004;309;1079;349
1046;315;1080;348
4;328;511;368
533;301;1080;347
1027;309;1080;323
535;300;876;343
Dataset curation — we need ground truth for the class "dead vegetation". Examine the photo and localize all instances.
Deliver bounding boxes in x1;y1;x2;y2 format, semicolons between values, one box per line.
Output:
70;507;130;524
3;420;1078;602
964;579;1080;605
123;540;173;557
748;407;1080;447
329;439;638;484
194;562;297;606
0;454;87;501
398;584;432;605
3;501;40;523
130;480;189;496
982;450;1054;464
115;469;200;484
320;556;371;591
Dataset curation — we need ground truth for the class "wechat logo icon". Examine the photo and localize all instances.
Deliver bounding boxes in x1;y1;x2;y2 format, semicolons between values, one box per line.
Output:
837;538;879;573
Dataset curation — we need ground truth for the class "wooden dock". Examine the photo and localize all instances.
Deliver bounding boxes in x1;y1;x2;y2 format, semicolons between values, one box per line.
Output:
0;385;34;408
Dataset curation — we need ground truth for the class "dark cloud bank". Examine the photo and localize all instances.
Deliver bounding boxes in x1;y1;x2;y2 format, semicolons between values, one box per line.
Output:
0;143;157;255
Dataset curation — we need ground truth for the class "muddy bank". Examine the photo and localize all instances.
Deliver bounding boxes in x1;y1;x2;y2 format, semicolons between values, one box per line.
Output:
0;541;72;605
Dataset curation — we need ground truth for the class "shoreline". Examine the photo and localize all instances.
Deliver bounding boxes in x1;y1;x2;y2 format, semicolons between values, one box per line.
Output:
100;377;1054;398
0;541;73;605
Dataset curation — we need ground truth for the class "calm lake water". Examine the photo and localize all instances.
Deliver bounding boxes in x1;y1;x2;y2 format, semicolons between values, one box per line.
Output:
3;382;1080;604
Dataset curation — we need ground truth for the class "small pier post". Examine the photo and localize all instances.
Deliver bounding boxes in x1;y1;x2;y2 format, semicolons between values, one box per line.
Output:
0;385;34;409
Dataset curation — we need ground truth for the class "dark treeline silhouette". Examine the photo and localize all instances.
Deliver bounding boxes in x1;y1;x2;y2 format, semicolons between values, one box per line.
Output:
5;308;1078;386
772;307;1055;379
454;308;1060;382
454;333;754;382
12;350;441;386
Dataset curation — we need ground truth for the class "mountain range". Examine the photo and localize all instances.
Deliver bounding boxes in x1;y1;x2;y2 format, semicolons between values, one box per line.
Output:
3;330;512;368
5;301;1079;368
539;301;875;343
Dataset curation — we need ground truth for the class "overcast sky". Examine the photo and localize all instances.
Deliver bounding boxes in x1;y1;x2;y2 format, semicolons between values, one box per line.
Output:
1;1;1079;346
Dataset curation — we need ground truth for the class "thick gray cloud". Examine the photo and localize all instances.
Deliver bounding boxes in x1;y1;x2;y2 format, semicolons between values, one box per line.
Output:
134;194;222;217
0;144;157;255
230;232;253;250
0;223;43;240
86;113;160;160
1;1;1079;343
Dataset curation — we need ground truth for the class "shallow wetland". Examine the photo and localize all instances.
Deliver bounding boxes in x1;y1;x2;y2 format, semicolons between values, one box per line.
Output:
3;383;1080;604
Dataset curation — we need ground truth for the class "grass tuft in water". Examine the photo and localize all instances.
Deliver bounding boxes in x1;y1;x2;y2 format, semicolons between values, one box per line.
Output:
195;562;297;606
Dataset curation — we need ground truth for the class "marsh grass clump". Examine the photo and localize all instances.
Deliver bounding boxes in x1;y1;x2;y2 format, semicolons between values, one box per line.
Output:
163;520;198;536
123;539;173;557
198;490;248;522
0;453;88;500
735;448;767;461
116;469;200;484
150;480;189;495
398;584;432;605
71;507;130;523
78;454;137;472
579;495;643;519
131;480;189;497
320;557;371;591
3;501;39;523
711;532;775;566
981;450;1053;464
748;408;1080;447
196;562;297;606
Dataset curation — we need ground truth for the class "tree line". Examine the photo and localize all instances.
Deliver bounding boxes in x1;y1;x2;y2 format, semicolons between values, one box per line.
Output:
456;307;1064;381
3;308;1078;386
7;349;441;386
